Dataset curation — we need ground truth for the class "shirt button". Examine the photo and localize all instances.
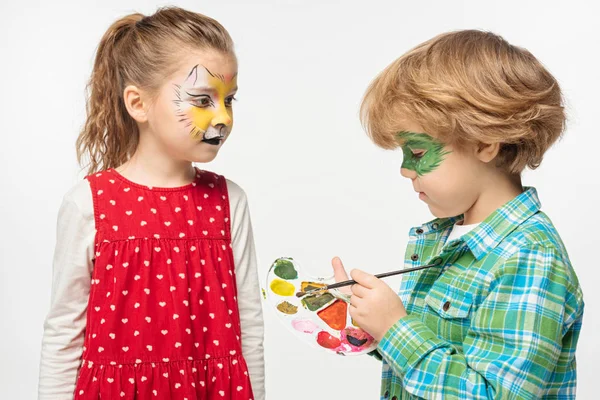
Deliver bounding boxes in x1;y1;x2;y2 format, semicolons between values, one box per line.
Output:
416;228;424;234
410;254;419;261
443;301;451;311
432;223;439;229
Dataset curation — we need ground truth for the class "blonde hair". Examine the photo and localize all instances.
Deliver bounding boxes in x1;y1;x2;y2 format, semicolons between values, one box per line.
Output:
360;30;565;173
76;7;234;175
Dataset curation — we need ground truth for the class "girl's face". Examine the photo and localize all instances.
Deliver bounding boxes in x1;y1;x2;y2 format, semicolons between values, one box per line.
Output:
145;50;238;163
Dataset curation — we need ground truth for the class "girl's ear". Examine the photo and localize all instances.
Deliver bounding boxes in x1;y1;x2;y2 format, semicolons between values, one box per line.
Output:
123;85;148;123
476;142;500;163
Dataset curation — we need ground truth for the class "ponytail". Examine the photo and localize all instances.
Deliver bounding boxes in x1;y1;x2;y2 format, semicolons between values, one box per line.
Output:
76;7;234;174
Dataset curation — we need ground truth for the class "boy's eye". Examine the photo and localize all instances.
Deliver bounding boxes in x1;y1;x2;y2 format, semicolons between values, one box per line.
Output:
411;149;427;159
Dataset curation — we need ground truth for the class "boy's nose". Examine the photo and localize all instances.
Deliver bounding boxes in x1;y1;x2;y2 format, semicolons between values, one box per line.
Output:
400;167;417;180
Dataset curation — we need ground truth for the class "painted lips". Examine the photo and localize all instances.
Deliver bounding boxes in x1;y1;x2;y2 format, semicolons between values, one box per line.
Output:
202;138;223;145
201;128;226;146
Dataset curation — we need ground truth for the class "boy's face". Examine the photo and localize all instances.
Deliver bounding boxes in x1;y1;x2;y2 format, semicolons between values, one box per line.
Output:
398;120;489;219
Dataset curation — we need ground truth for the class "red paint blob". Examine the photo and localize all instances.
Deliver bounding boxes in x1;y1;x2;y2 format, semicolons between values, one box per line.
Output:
317;331;341;349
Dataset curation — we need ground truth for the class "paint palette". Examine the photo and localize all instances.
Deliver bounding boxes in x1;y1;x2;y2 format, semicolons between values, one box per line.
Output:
265;257;377;355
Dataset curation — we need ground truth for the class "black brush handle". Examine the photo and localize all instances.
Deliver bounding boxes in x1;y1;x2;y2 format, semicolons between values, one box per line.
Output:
325;262;439;291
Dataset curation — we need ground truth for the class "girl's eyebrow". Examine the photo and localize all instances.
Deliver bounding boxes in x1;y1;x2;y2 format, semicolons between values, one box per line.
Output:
185;91;212;97
185;86;239;94
185;87;216;93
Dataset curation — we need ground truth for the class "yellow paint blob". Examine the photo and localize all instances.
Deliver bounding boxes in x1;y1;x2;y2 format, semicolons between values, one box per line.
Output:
270;279;296;297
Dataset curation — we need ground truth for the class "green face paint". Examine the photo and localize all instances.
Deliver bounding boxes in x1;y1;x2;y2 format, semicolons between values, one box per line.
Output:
398;131;450;176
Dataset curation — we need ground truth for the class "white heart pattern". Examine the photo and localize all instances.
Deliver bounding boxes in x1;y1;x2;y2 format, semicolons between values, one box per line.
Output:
86;170;249;391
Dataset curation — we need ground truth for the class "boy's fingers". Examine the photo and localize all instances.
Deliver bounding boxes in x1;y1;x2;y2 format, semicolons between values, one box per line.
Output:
350;269;378;289
350;294;363;308
351;283;369;298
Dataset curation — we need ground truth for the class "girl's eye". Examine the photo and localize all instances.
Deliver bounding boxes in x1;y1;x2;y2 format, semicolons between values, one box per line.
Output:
189;95;212;108
224;96;236;107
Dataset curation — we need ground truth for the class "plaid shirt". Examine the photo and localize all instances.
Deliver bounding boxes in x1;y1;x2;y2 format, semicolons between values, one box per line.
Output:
376;187;584;399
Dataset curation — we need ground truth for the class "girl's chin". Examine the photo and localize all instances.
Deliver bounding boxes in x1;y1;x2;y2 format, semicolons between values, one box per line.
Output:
188;144;224;163
190;151;219;164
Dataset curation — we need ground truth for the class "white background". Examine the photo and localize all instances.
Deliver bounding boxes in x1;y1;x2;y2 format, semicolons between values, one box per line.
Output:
1;0;599;398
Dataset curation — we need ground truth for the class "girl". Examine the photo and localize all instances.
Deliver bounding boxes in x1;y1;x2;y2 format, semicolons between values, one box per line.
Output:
38;7;264;400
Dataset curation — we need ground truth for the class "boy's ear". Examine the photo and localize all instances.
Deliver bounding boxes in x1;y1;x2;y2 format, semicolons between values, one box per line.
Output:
476;142;501;163
123;85;148;123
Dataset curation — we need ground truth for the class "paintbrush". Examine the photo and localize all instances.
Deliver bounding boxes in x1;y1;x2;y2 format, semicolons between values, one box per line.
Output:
295;262;440;298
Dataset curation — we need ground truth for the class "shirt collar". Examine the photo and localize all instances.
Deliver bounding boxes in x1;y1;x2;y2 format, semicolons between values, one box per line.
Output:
413;187;542;260
464;187;541;260
409;216;458;236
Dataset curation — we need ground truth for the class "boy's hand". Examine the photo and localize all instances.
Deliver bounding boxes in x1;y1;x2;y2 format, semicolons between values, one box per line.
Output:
332;257;407;342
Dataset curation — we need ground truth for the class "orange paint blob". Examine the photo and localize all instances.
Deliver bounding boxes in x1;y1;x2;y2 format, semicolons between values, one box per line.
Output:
317;300;347;331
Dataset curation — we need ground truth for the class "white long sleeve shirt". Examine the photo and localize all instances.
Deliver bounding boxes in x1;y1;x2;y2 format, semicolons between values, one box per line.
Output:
38;178;265;399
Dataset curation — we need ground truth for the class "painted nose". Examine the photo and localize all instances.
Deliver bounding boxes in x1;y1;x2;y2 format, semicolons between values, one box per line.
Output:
212;107;232;127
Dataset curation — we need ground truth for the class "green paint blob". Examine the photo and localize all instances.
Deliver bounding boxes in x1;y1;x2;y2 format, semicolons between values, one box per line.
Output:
301;293;335;311
397;132;450;176
270;279;296;297
273;259;298;280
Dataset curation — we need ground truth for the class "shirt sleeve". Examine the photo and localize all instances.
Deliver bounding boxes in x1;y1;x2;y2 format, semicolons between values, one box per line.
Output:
227;179;265;400
38;180;96;399
377;244;584;399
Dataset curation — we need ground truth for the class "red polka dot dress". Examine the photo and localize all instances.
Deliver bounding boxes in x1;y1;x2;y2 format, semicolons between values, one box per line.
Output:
73;168;254;400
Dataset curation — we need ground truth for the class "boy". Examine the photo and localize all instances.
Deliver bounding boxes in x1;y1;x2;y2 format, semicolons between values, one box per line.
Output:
333;30;584;399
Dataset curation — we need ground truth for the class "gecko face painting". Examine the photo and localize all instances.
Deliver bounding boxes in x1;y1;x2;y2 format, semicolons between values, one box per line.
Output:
398;131;450;176
397;127;495;219
265;257;377;355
